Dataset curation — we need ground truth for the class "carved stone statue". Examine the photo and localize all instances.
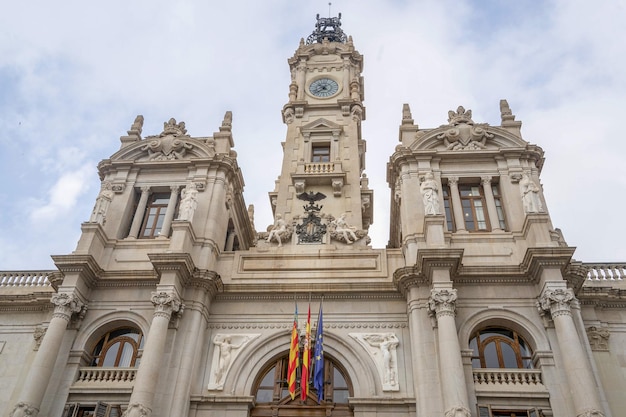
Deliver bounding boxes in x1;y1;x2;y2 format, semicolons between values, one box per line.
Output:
520;173;543;213
587;326;610;351
267;214;288;246
332;213;358;244
420;172;441;215
177;183;198;221
89;182;114;225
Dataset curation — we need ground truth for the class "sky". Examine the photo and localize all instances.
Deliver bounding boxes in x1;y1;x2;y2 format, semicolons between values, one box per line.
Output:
1;0;625;270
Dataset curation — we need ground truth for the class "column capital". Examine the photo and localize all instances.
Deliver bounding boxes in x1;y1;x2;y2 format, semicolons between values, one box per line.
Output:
480;175;492;185
448;176;459;186
576;409;606;417
151;291;183;319
10;402;39;417
122;402;151;417
445;405;471;417
140;185;151;193
51;293;87;322
428;288;457;318
538;287;574;318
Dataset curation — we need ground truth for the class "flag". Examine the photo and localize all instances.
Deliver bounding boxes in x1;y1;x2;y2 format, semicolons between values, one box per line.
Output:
287;302;299;400
300;303;311;400
313;302;324;402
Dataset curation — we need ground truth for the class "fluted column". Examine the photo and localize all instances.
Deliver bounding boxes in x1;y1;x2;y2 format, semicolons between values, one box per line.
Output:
447;177;466;232
10;293;86;417
128;186;151;238
428;288;471;417
538;288;606;417
480;176;502;232
158;186;180;238
124;291;183;417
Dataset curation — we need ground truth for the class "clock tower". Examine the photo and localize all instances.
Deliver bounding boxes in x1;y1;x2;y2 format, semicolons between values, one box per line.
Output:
267;14;373;245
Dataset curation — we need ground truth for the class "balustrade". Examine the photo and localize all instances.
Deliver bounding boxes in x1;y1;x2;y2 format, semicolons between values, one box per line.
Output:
473;369;544;387
0;271;52;287
304;162;334;174
585;263;626;280
75;367;137;384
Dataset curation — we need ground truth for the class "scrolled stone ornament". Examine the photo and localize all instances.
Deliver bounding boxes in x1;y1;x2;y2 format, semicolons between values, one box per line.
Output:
51;293;86;321
121;402;150;417
10;402;38;417
538;288;574;318
428;288;458;318
445;405;471;417
151;291;182;317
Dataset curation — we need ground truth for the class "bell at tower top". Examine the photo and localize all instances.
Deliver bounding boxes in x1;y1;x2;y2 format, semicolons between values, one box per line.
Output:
306;13;348;44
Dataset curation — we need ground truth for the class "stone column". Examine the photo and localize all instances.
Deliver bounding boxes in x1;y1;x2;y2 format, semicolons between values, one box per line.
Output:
169;275;222;417
158;186;180;238
480;176;502;232
10;293;85;417
124;291;183;417
447;177;466;232
428;288;471;417
538;288;606;417
128;186;151;238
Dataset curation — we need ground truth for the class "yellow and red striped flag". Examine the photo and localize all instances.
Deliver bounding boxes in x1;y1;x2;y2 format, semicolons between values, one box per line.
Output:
301;303;311;400
287;303;299;400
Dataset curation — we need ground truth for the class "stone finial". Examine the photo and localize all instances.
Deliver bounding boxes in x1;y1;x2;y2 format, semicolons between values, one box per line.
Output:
401;103;414;125
161;118;187;136
447;106;474;126
128;115;144;136
222;111;232;128
499;99;515;123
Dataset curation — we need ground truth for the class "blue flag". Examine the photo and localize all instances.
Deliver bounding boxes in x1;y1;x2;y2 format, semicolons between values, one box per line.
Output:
313;303;324;401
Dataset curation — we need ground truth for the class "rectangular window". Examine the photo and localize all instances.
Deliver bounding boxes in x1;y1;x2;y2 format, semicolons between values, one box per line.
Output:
140;192;170;238
442;185;455;232
492;184;507;230
477;405;544;417
459;184;490;231
312;143;331;162
64;403;121;417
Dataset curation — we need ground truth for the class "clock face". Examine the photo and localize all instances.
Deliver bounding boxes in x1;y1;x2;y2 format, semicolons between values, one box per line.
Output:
309;78;339;98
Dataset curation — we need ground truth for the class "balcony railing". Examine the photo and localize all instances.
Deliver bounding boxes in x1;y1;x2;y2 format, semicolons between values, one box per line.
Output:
0;271;52;287
585;263;626;280
304;163;334;174
75;367;137;385
473;369;545;390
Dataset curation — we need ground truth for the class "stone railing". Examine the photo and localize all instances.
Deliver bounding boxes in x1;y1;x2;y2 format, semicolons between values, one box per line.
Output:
0;271;53;287
473;369;544;387
304;162;334;174
585;263;626;280
75;367;137;384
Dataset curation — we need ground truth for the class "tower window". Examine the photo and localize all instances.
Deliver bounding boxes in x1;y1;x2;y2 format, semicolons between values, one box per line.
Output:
459;184;489;231
470;327;533;369
312;143;331;162
139;193;170;238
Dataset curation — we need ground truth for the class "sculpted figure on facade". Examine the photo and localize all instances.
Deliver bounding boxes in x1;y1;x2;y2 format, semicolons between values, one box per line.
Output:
520;173;544;213
177;183;198;221
330;213;361;244
350;332;400;391
89;181;114;225
266;214;289;247
208;334;259;390
587;326;610;351
420;172;441;215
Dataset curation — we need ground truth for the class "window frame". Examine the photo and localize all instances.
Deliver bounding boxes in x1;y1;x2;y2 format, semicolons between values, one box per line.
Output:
459;184;490;231
90;327;144;368
470;327;533;369
139;192;171;239
478;405;544;417
311;142;331;163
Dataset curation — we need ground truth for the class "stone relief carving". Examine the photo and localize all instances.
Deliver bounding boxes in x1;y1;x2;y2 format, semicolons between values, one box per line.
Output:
207;333;260;390
177;183;198;221
428;288;458;319
266;214;291;247
89;181;114;225
283;107;295;124
445;406;471;417
520;173;544;213
33;326;46;351
329;213;365;244
437;106;493;151
9;402;39;417
141;118;194;161
420;172;441;215
587;326;610;351
350;332;400;391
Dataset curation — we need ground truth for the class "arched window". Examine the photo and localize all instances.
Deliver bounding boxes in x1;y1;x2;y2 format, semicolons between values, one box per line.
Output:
252;354;353;417
90;327;144;367
470;327;533;369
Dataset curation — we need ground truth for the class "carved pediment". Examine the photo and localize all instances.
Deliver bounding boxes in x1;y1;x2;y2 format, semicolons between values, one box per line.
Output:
301;118;343;139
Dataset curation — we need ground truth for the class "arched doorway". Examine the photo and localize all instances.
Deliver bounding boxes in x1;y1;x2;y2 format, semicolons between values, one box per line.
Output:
251;353;353;417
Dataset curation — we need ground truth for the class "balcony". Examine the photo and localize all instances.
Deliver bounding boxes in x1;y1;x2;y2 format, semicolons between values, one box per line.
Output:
473;369;547;395
71;367;136;393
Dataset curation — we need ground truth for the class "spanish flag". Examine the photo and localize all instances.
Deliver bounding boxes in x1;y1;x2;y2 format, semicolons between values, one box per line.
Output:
301;303;311;400
287;303;299;400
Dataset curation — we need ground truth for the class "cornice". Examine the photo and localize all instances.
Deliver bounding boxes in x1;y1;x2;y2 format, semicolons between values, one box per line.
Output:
148;252;195;286
50;254;103;289
189;269;223;296
215;291;401;302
